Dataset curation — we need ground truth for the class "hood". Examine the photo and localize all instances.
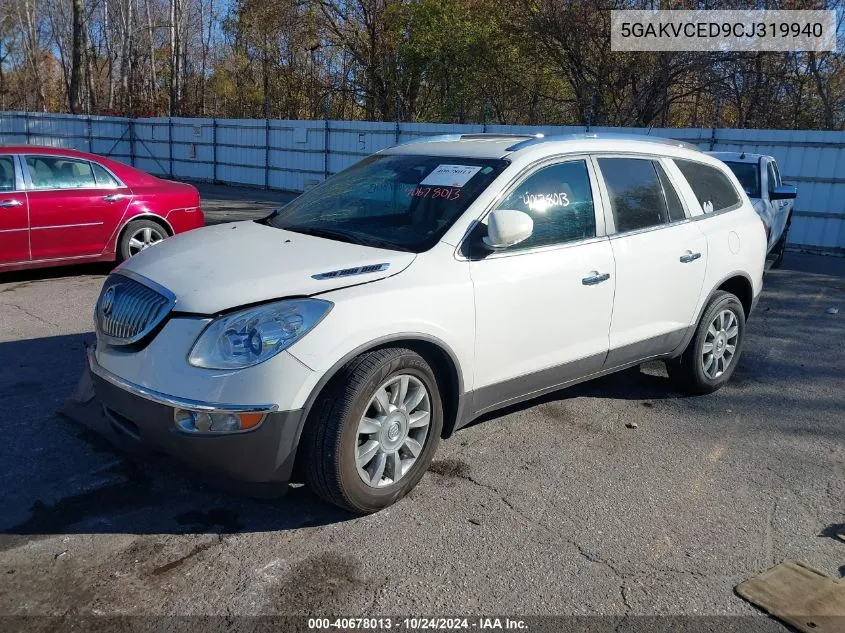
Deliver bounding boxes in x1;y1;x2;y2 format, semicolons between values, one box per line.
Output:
119;221;416;314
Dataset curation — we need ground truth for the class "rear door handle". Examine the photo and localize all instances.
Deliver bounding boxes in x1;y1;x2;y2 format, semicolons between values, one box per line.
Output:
679;251;701;263
582;271;610;286
0;199;23;208
103;194;125;202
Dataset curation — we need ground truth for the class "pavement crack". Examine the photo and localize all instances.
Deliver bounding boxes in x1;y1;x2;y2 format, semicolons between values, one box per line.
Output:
620;584;632;612
3;302;59;329
764;498;777;567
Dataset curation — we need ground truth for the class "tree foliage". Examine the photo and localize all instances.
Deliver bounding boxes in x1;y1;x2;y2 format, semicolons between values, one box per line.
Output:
0;0;842;129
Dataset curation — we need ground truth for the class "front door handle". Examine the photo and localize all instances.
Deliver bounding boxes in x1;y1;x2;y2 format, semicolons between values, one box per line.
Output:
582;271;611;286
103;194;125;202
0;199;23;208
680;251;701;263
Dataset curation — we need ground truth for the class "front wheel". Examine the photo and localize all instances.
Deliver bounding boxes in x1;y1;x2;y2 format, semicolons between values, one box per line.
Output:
301;347;443;514
667;291;746;395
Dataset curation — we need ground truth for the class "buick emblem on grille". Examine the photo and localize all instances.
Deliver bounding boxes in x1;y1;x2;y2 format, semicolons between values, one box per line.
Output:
95;273;176;346
100;286;116;317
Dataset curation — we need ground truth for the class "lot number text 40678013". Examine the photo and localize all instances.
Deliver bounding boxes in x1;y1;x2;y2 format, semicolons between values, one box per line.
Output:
307;617;529;630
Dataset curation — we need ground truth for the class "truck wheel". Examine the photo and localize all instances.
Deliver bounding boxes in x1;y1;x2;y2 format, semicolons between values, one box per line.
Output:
667;291;746;395
301;347;443;514
770;215;791;269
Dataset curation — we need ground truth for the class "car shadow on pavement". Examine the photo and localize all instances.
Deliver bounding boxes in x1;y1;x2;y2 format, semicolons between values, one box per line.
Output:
0;262;114;284
0;333;353;542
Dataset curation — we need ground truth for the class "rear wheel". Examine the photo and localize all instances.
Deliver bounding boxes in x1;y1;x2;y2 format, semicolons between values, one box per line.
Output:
118;219;167;262
667;291;746;395
301;347;443;514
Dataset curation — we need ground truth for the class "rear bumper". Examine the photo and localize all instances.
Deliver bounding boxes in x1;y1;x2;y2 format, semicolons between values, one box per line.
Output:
88;348;304;496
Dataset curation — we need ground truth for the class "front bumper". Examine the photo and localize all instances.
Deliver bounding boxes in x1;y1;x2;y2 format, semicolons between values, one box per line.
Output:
87;348;305;496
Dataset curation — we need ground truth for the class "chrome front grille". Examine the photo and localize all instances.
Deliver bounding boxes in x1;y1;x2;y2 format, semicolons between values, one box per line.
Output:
95;273;175;345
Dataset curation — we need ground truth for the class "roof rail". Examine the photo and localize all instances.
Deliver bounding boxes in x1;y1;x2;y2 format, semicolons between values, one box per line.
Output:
396;132;543;147
395;134;463;147
458;133;544;141
506;132;699;152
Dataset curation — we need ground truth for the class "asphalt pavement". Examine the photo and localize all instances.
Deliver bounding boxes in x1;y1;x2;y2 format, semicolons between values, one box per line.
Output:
0;189;843;626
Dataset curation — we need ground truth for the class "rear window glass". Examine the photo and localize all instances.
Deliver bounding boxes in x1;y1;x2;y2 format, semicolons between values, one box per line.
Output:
597;157;673;233
92;163;121;188
675;160;742;214
724;161;761;198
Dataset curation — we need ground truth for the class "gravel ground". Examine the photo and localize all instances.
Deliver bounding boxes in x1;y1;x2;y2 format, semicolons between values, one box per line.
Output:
0;188;843;627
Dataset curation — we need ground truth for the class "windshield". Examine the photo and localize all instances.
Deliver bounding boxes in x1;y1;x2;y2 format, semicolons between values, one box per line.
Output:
724;161;761;198
264;154;509;252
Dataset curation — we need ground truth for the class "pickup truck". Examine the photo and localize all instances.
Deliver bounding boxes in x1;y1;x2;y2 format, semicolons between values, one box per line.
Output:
708;152;797;268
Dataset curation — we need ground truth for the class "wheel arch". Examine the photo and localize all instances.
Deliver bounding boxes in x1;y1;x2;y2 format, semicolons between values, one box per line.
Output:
716;273;754;318
288;334;466;482
670;271;755;359
300;334;466;438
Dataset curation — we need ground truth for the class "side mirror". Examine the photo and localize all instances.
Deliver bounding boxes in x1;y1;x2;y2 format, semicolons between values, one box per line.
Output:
770;184;797;200
482;209;534;250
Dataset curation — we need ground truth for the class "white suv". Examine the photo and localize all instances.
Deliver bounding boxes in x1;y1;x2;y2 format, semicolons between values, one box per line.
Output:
88;133;767;513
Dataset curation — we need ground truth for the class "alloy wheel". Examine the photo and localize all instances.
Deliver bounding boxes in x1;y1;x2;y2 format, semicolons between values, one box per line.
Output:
355;374;431;488
701;308;739;379
128;226;165;256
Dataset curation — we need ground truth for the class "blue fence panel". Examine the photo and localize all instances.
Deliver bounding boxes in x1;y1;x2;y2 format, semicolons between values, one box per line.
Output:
1;111;842;253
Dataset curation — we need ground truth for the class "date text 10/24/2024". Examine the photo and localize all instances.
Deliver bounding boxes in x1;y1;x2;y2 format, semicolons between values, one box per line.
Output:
307;617;529;630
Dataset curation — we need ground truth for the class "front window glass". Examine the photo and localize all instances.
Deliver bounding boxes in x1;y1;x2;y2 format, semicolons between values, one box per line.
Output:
0;157;15;192
724;161;761;198
26;156;97;190
493;160;596;249
265;154;508;253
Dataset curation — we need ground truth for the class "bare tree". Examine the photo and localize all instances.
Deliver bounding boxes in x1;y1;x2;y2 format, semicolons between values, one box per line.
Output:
69;0;84;112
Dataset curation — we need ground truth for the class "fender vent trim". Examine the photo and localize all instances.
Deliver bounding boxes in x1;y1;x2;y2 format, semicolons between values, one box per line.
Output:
312;263;390;280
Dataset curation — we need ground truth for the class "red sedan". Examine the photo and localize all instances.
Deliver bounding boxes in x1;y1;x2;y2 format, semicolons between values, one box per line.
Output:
0;145;204;273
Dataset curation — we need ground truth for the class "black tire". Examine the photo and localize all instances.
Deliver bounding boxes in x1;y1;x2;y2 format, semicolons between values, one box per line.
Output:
667;291;746;395
117;219;168;262
770;214;791;269
301;347;443;514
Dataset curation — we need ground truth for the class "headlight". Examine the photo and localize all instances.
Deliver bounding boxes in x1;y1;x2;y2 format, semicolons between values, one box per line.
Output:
188;298;332;369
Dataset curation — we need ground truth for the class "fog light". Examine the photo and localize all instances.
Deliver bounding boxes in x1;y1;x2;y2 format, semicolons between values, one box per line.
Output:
174;408;265;433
